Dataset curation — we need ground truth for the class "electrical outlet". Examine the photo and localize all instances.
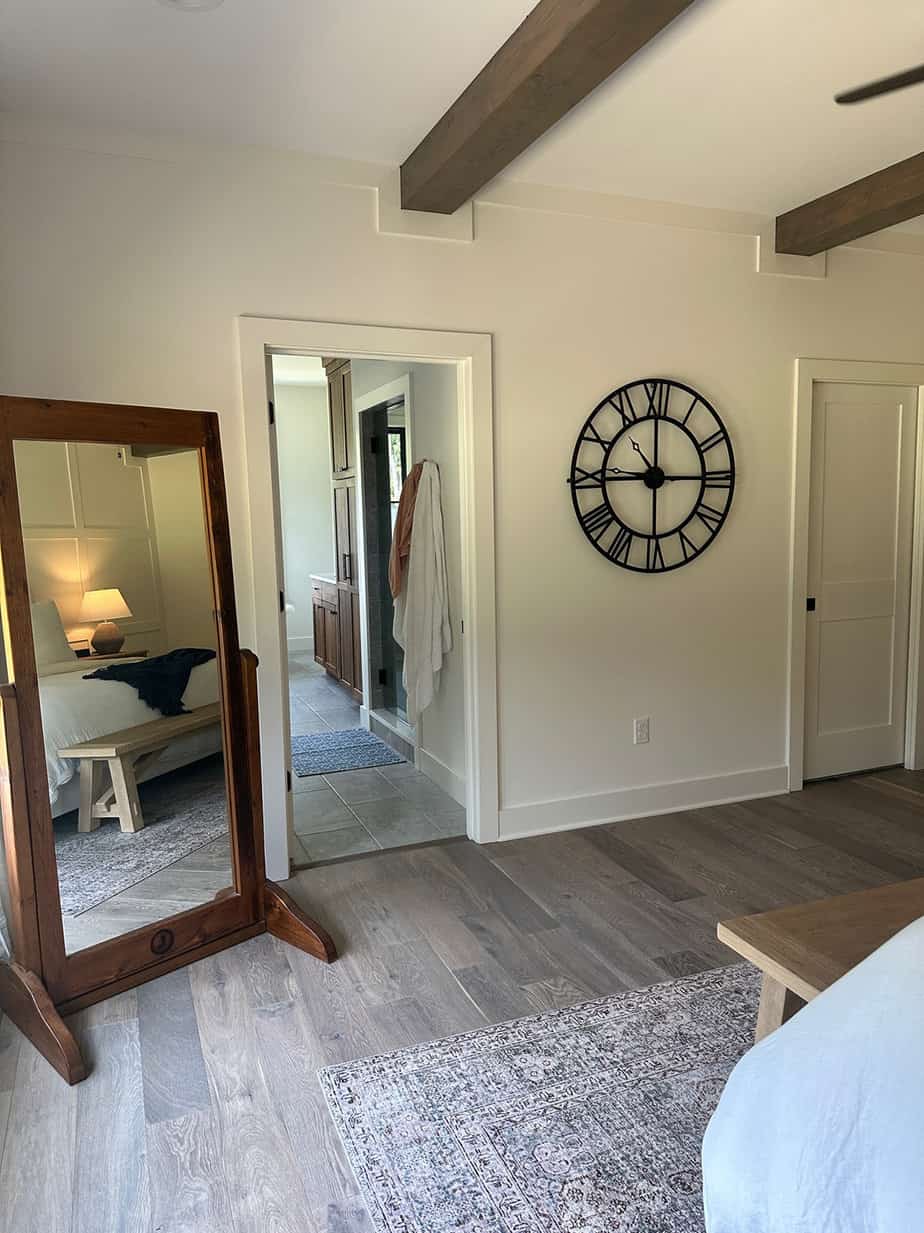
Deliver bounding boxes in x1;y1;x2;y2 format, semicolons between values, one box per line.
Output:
633;716;650;745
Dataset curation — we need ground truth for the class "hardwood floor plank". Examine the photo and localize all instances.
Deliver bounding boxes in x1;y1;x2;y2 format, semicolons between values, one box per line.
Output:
145;1109;235;1233
460;910;559;987
520;973;595;1012
189;945;317;1233
0;1033;78;1233
72;1021;149;1233
444;842;558;933
244;939;360;1226
586;826;702;901
453;963;537;1023
138;968;211;1124
0;1014;17;1170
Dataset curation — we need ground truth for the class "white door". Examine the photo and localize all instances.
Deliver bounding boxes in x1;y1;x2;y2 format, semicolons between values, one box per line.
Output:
804;381;918;780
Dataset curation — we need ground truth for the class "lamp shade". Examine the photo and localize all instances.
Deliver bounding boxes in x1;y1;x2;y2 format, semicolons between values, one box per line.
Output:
79;588;132;622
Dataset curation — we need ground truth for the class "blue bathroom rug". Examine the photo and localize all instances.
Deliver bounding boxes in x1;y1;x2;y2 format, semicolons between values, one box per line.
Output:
291;728;405;776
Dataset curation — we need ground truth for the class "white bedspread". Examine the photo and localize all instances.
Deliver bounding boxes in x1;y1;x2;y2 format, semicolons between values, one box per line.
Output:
39;658;220;804
703;915;924;1232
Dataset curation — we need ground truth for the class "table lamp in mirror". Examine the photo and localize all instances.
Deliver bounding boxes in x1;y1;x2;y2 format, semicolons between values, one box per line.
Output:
79;587;133;655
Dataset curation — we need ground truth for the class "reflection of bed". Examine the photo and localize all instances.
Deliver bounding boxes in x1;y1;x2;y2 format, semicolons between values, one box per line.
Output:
39;657;222;818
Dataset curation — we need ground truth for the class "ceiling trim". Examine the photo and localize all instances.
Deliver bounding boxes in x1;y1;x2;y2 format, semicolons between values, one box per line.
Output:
399;0;698;215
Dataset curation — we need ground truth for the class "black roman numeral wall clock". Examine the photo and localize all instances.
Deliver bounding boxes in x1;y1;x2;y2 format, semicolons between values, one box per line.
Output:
568;378;735;572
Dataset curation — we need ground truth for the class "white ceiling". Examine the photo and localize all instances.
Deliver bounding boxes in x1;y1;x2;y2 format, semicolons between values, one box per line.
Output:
2;0;923;224
271;354;326;387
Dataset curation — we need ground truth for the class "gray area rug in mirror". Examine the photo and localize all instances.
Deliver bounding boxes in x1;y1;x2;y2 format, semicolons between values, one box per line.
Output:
54;755;228;915
321;964;758;1233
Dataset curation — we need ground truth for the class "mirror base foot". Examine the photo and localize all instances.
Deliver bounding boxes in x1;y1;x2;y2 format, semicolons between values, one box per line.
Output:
264;880;337;963
0;962;87;1085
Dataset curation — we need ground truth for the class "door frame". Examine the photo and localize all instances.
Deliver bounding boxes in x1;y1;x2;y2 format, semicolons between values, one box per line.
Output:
353;373;412;729
237;317;498;880
788;358;924;790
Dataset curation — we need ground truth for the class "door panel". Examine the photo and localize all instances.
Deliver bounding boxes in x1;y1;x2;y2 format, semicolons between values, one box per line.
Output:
329;371;347;475
804;381;918;779
338;585;354;689
334;486;351;584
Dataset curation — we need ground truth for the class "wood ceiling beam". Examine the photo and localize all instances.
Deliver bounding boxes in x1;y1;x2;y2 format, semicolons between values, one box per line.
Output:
775;152;924;255
399;0;698;215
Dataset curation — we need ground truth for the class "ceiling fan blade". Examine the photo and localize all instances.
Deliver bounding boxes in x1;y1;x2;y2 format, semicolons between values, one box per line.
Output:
836;63;924;104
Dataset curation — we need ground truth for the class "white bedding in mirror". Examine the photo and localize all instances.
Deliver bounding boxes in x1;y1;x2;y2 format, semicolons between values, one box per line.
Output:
38;658;221;809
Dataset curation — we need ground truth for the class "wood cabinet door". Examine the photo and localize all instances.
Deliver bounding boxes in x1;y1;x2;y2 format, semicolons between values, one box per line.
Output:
328;370;347;475
337;584;355;690
341;366;354;473
312;599;326;665
334;485;352;584
346;483;358;565
323;605;340;676
351;588;363;702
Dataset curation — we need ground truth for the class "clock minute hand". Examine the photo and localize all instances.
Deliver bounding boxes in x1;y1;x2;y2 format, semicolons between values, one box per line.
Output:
629;438;654;469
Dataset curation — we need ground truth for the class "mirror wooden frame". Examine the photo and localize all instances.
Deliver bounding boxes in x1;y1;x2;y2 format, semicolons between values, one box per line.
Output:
0;396;336;1084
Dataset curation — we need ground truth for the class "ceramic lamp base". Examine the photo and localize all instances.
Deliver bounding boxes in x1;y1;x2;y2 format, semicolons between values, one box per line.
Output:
90;621;125;656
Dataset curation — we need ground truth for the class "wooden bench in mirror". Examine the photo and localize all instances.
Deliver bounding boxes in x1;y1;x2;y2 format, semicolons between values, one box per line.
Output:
0;395;337;1086
58;702;222;833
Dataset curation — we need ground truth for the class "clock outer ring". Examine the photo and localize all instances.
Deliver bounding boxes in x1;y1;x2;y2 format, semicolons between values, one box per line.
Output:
569;377;735;573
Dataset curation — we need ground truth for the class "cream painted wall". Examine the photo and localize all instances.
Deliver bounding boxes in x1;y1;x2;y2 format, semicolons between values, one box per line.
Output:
352;359;466;795
4;135;924;838
273;381;335;651
147;450;217;651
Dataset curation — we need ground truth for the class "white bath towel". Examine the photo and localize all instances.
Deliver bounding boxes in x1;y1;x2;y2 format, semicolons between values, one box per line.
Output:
393;460;452;723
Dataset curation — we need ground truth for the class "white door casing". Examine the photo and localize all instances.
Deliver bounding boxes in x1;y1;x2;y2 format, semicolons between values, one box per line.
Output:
237;317;498;881
803;381;918;780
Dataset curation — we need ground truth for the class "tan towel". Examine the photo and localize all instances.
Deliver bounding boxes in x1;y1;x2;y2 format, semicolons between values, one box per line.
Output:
388;461;423;598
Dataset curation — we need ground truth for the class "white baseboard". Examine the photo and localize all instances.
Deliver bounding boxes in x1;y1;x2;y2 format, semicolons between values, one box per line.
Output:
287;635;313;653
498;765;789;841
417;747;466;807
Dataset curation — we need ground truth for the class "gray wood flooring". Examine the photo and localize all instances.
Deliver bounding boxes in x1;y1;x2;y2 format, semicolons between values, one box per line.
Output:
3;766;924;1231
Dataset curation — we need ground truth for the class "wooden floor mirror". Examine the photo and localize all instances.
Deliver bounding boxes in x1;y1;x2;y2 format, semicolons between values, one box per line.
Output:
0;395;336;1084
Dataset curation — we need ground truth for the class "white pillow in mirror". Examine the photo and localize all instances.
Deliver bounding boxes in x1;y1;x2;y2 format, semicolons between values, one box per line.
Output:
30;600;76;667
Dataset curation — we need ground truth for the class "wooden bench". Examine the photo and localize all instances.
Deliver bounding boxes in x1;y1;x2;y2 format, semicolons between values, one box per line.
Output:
58;703;222;834
718;877;924;1041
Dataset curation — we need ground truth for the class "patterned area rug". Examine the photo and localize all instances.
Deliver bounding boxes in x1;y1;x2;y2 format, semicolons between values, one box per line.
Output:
54;755;228;916
292;728;405;776
321;964;759;1233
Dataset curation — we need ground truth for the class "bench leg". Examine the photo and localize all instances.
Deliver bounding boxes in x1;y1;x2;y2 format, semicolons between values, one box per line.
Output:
77;761;102;833
107;756;144;833
755;973;804;1042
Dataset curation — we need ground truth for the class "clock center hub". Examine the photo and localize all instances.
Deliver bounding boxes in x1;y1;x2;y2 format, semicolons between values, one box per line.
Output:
643;465;666;490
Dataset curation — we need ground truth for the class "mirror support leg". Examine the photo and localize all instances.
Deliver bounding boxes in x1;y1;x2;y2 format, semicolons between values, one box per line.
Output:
0;962;87;1085
264;880;337;963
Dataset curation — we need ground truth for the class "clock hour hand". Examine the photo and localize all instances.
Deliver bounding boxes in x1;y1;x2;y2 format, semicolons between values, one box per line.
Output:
604;466;646;480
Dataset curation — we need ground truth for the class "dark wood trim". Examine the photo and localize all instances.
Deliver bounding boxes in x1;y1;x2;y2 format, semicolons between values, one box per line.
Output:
776;151;924;255
264;881;337;963
0;686;42;973
240;648;268;914
0;396;207;447
54;922;266;1016
0;404;264;1006
400;0;698;214
0;962;86;1085
0;395;340;1081
0;427;68;988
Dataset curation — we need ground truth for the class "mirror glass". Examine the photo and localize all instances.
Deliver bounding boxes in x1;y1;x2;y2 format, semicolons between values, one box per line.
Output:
13;439;233;954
